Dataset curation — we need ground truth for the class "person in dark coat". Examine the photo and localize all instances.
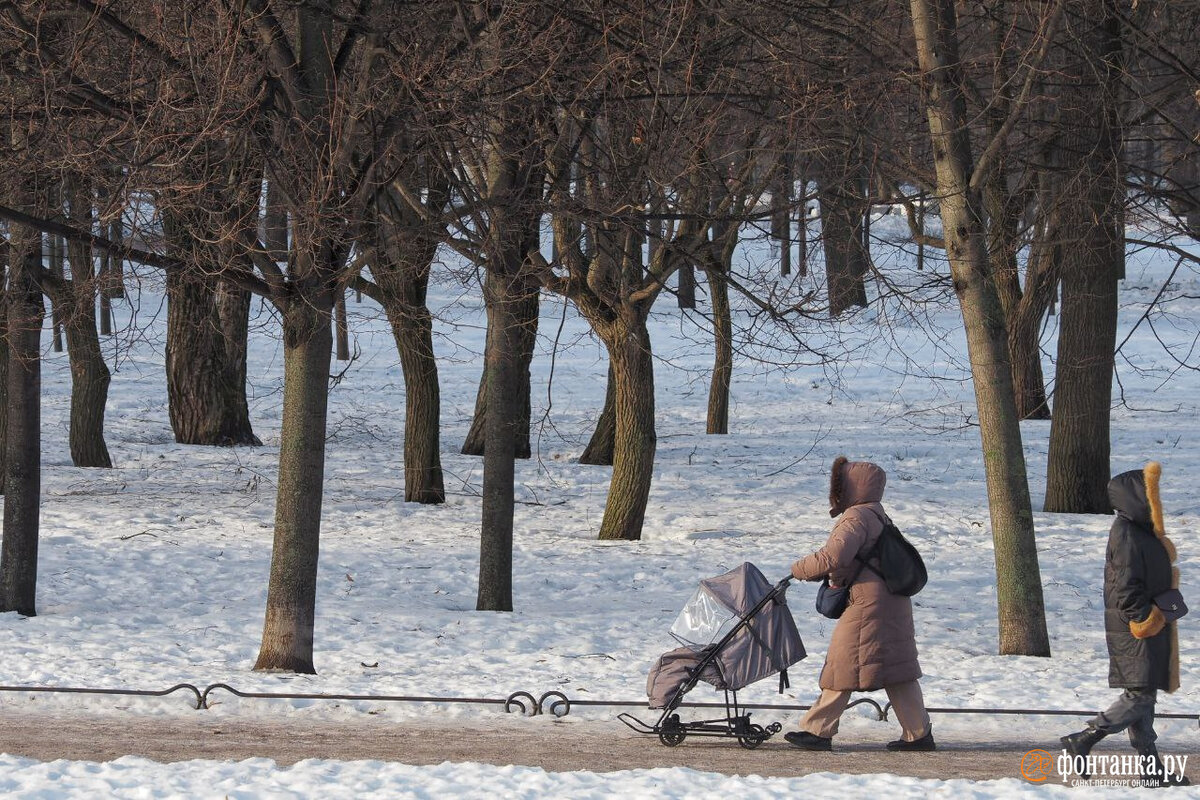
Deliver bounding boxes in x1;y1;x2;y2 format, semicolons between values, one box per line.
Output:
1061;462;1189;787
784;457;933;752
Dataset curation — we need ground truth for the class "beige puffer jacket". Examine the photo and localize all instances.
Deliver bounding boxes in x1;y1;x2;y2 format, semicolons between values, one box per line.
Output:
791;460;922;691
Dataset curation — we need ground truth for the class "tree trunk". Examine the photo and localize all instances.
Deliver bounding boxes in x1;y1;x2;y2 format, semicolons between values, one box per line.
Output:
986;177;1053;421
393;305;444;505
373;252;445;504
478;276;538;608
461;285;538;459
980;16;1051;424
1009;204;1060;420
705;264;732;435
818;166;869;316
0;242;8;495
909;0;1050;656
163;213;260;447
797;168;809;277
579;363;615;465
104;215;125;299
677;263;696;309
265;179;289;262
0;235;42;616
476;270;526;611
49;235;64;353
1044;3;1123;514
254;295;334;673
772;154;793;277
55;178;113;468
164;270;260;446
597;321;656;541
334;289;350;361
216;279;256;439
61;313;112;469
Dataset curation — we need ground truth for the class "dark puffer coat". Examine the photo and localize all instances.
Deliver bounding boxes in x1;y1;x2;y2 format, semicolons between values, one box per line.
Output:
1105;465;1179;692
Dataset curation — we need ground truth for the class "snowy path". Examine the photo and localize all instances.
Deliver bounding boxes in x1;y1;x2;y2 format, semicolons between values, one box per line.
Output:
0;709;1190;783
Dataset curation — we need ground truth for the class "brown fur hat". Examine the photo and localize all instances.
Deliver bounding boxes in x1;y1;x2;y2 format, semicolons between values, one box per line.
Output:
828;455;850;517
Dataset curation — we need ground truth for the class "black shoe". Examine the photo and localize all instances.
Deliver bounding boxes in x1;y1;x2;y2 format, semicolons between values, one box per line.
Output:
887;726;936;751
784;730;832;751
1060;727;1107;779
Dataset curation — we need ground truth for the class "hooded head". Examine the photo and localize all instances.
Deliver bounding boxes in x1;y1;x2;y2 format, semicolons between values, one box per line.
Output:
1108;468;1152;530
1108;463;1165;531
1108;462;1175;560
829;456;887;517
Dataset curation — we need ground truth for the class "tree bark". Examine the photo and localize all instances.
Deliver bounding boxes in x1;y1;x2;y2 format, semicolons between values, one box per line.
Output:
818;163;869;316
909;0;1050;656
49;234;64;353
1043;5;1123;514
254;295;334;673
334;289;350;361
1010;194;1062;420
50;177;113;468
772;154;793;278
371;219;446;504
216;279;255;436
264;179;289;262
597;321;656;541
162;213;260;447
58;245;112;467
0;232;42;616
676;263;696;309
477;270;526;611
579;363;615;465
392;299;444;504
705;263;732;435
986;178;1053;421
0;242;8;495
461;285;538;459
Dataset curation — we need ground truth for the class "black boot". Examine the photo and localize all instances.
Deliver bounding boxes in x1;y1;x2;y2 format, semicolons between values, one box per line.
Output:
784;730;832;751
1060;727;1106;778
887;725;936;751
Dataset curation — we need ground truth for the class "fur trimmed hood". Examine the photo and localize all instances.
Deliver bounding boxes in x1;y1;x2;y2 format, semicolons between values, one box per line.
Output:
1108;462;1176;563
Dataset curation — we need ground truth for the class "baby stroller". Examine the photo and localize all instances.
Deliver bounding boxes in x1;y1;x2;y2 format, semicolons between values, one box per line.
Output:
619;562;805;749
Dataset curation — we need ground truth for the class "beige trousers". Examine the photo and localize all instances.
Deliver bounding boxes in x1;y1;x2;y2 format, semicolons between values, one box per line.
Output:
801;679;931;741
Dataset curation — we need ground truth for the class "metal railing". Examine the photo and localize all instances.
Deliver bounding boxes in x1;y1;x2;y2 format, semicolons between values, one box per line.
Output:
1;683;1195;727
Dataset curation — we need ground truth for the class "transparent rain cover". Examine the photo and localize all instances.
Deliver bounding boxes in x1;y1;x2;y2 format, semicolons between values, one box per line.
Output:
669;585;738;649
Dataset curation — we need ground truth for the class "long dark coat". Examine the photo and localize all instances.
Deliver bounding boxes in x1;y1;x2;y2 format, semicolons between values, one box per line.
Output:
791;461;922;691
1105;467;1178;692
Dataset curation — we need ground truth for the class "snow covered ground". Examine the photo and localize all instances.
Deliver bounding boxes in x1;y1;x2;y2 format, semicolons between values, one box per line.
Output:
2;213;1199;797
0;755;1179;799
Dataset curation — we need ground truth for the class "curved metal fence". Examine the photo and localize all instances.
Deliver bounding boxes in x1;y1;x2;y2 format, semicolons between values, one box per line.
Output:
0;683;1196;727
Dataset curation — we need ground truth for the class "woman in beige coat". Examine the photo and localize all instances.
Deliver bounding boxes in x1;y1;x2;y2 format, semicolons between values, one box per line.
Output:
784;457;934;751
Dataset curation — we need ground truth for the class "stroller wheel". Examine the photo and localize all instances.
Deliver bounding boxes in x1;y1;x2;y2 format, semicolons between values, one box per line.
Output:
659;730;687;747
737;724;768;750
659;714;686;747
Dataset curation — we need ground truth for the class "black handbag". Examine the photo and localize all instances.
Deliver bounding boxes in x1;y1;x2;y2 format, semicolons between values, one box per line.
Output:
815;578;851;619
1154;589;1188;622
815;559;868;620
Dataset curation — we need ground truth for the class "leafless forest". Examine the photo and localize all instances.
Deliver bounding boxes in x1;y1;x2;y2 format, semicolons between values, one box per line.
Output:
0;1;1197;672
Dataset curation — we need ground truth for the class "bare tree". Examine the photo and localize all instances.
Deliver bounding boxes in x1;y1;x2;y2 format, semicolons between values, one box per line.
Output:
1043;2;1125;513
908;0;1051;656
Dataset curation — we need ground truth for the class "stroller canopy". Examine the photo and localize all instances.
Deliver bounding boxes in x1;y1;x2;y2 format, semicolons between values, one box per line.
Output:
648;562;805;706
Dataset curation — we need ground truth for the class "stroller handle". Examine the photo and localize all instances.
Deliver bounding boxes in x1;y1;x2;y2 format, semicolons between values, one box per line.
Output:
776;575;793;589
